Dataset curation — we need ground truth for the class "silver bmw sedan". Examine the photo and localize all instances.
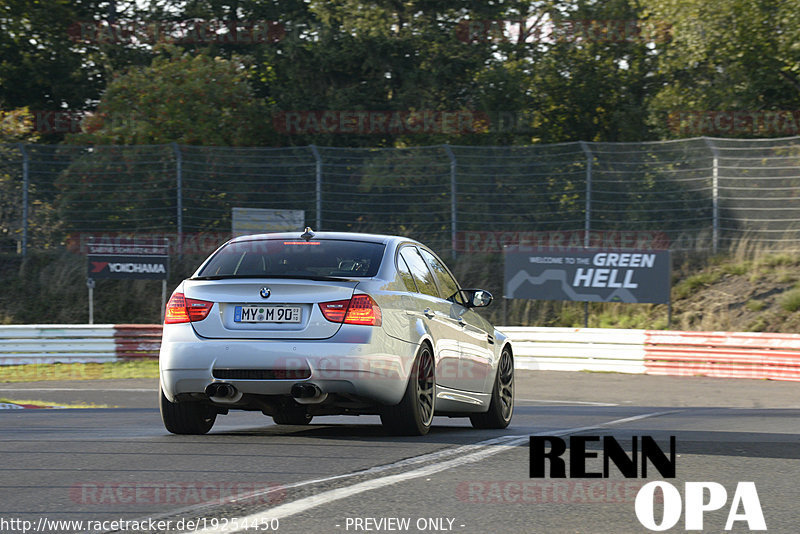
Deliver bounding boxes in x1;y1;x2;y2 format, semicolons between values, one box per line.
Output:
159;229;514;436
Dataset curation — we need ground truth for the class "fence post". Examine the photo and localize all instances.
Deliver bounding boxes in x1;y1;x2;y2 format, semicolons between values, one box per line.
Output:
18;143;29;258
579;142;593;328
443;144;457;257
579;141;593;248
703;137;719;254
309;145;322;231
171;143;183;255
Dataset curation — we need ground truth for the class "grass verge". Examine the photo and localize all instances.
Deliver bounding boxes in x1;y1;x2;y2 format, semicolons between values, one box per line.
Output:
0;397;114;408
0;360;158;383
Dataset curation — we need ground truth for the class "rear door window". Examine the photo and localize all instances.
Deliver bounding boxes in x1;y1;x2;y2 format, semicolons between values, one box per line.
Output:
399;247;439;298
419;248;464;304
396;254;419;292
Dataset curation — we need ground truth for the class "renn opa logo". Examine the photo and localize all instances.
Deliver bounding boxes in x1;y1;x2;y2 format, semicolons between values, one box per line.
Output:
530;435;766;531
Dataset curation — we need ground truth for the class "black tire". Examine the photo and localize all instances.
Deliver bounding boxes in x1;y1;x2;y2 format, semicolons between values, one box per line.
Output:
470;346;514;429
381;343;435;436
272;411;313;425
159;385;216;435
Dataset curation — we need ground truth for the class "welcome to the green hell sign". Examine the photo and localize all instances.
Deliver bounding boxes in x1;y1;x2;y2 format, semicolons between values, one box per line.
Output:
504;248;671;304
455;230;670;253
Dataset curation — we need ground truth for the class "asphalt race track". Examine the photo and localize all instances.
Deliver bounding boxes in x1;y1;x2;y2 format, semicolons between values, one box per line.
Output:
0;371;798;534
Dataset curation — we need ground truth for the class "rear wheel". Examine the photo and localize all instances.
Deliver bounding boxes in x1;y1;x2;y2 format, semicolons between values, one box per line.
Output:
381;344;435;436
470;346;513;429
159;385;216;435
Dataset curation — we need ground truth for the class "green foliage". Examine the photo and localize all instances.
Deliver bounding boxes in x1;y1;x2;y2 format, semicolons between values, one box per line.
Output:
722;261;751;276
3;0;797;146
68;45;271;146
0;0;155;141
0;108;38;143
779;289;800;312
747;316;770;332
756;253;798;269
673;271;722;299
643;0;800;138
0;108;38;251
745;300;766;312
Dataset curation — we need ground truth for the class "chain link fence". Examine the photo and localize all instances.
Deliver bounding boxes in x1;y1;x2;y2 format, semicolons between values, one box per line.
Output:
2;137;800;256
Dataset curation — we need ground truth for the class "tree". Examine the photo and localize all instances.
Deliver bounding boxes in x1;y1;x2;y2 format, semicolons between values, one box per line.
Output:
0;108;37;251
0;0;156;141
69;45;271;145
642;0;800;138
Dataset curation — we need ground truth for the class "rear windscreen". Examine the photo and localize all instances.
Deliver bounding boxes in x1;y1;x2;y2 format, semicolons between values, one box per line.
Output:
197;239;386;278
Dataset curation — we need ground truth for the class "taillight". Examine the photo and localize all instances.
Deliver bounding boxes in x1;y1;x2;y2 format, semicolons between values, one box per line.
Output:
319;295;382;326
319;299;349;323
165;292;213;324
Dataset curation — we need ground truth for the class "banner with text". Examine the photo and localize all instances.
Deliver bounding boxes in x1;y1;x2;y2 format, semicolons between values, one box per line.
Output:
88;254;169;280
504;249;670;303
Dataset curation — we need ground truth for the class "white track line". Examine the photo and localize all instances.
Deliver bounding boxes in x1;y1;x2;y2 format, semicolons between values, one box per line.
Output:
189;410;675;534
517;398;618;406
103;434;528;532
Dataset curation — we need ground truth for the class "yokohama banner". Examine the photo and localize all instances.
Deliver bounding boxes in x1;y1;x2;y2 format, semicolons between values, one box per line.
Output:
88;255;169;280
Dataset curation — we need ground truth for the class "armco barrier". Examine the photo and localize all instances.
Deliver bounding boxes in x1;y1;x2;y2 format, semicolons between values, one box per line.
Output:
501;327;647;374
2;325;799;382
644;330;800;381
114;324;163;360
0;324;163;365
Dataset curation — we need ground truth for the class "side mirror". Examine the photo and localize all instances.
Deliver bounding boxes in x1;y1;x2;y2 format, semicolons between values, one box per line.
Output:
462;289;493;308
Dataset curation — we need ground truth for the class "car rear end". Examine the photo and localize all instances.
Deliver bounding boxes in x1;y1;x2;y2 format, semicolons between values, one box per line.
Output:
159;233;417;416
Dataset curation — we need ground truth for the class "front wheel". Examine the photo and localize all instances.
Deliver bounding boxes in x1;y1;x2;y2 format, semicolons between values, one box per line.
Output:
160;385;216;435
470;346;513;429
381;344;435;436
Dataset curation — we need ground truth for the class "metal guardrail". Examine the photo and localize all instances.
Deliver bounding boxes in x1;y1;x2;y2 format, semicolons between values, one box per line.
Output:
0;325;161;365
644;330;800;381
501;327;647;374
504;327;800;381
2;325;799;382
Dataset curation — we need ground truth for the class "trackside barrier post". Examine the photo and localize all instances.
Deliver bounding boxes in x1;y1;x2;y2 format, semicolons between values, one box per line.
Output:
171;142;183;255
310;145;322;231
443;144;457;258
18;143;29;258
579;142;593;327
703;137;720;254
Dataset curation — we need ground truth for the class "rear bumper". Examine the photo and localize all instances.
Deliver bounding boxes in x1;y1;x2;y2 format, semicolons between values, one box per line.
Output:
159;322;416;406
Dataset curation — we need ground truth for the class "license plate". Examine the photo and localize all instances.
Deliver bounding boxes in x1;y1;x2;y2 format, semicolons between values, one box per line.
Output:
234;305;302;323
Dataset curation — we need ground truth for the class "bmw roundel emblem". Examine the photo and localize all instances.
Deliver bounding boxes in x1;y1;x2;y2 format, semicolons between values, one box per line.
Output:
259;287;271;299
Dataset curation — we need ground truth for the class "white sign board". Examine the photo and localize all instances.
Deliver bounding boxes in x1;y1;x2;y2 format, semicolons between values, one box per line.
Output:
232;208;305;237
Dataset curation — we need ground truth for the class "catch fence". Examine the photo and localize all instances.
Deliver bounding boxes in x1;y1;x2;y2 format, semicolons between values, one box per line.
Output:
1;136;799;256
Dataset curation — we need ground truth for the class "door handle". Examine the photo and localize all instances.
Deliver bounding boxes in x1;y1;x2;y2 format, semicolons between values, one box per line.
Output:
423;308;435;319
457;317;466;327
